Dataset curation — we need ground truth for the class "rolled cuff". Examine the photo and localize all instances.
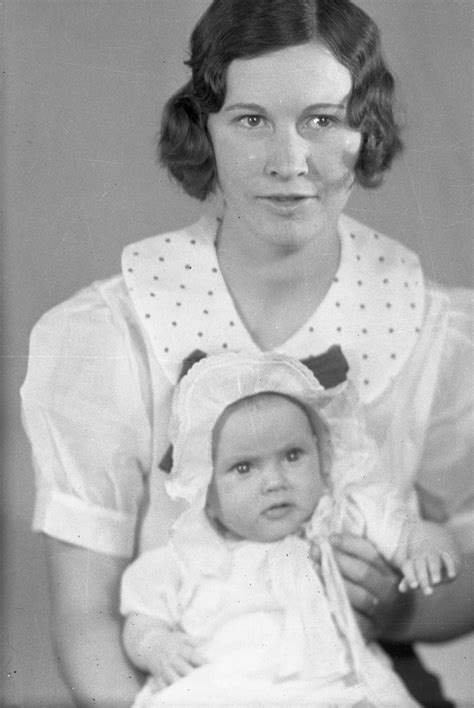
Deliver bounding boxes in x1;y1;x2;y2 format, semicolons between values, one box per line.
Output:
33;489;137;558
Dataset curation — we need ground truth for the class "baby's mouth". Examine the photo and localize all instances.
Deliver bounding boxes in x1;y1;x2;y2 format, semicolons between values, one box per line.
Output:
262;503;293;519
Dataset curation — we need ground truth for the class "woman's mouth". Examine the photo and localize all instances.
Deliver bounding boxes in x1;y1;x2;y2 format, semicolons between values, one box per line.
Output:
258;195;316;213
261;194;314;202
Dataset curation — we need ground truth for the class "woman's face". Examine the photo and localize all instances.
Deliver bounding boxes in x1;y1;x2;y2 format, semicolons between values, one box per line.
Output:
207;42;362;251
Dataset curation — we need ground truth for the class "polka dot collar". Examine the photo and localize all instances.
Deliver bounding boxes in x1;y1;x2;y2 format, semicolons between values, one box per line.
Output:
122;213;425;402
278;213;425;400
122;215;259;381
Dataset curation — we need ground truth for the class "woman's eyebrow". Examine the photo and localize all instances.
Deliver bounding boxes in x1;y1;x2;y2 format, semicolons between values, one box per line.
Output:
224;102;347;112
304;103;347;111
224;102;266;112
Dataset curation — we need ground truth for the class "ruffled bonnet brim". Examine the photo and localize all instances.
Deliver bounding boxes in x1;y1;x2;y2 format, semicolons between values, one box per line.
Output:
165;352;356;510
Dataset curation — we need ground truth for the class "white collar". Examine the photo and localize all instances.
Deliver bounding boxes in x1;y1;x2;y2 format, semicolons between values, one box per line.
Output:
122;213;424;403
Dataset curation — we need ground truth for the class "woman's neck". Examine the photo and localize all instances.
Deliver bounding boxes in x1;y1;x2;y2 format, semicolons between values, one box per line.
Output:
216;215;340;288
215;217;341;350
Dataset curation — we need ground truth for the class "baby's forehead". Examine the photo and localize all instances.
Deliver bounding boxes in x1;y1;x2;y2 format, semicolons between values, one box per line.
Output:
213;391;315;446
225;390;308;418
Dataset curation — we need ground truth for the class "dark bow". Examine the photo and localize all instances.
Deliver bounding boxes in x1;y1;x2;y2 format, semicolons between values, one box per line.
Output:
159;345;348;473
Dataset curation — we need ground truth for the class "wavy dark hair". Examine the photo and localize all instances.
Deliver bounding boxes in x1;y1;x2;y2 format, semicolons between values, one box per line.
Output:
159;0;403;201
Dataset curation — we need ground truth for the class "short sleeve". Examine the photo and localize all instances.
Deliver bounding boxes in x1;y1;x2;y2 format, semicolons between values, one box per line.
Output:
416;288;474;553
120;546;182;624
20;278;152;558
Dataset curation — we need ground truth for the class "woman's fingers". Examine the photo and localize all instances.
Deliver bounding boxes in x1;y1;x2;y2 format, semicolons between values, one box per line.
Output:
353;611;377;641
330;532;405;640
331;533;390;574
342;576;380;617
331;534;394;601
342;577;379;639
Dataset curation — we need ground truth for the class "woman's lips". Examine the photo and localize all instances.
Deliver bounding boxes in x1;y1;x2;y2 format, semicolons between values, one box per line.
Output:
259;194;315;201
257;195;317;213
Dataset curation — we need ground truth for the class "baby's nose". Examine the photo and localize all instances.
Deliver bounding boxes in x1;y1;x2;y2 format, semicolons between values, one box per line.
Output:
261;462;287;491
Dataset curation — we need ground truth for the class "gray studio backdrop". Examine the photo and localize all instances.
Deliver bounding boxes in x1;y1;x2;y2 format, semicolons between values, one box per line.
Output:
3;1;473;705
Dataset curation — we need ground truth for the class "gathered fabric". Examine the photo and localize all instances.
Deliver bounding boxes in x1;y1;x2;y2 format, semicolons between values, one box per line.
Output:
123;507;419;707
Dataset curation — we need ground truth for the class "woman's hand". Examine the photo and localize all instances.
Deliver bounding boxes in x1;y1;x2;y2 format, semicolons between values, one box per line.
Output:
323;535;474;643
328;533;412;641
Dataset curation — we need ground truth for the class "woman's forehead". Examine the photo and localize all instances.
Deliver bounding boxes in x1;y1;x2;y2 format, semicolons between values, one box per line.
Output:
223;43;352;111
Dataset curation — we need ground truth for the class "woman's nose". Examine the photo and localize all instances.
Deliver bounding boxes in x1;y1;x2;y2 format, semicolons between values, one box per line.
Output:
265;128;309;179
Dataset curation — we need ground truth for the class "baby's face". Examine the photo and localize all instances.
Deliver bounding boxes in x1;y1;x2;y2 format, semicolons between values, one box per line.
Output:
207;394;324;542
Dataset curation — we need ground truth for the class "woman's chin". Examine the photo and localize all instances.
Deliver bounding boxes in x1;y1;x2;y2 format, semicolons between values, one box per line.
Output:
225;200;343;252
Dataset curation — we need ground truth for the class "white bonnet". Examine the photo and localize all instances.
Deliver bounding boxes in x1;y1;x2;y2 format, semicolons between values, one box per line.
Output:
164;351;369;510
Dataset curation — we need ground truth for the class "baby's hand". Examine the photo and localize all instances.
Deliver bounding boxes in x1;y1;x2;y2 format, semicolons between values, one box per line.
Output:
143;626;206;692
398;551;457;596
398;521;459;596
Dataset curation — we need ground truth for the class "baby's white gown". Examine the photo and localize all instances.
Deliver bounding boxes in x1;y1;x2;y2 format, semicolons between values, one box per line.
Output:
122;496;419;708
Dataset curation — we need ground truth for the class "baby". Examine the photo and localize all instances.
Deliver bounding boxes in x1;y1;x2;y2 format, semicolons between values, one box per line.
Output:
121;352;458;707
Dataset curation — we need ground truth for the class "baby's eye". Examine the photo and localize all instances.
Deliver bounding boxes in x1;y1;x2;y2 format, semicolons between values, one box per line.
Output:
237;115;266;129
285;448;303;463
233;461;251;475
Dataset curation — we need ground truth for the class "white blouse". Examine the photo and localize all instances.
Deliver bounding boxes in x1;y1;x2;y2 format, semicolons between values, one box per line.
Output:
21;214;473;558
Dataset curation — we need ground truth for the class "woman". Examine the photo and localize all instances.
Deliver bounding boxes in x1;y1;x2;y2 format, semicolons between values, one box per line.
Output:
21;0;473;705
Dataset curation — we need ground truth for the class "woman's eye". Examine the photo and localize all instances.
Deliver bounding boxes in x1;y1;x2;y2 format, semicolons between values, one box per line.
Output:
286;448;302;463
237;115;265;129
306;115;338;129
233;461;251;475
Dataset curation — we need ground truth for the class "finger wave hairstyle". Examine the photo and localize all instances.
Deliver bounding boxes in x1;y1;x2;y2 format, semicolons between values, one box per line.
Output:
159;0;403;201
